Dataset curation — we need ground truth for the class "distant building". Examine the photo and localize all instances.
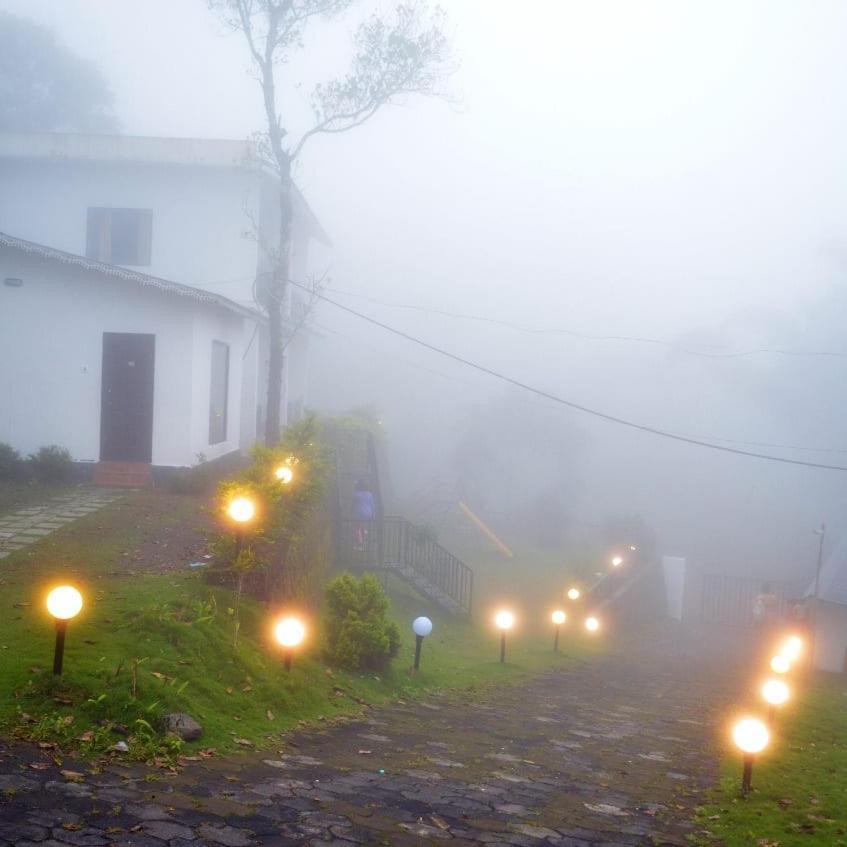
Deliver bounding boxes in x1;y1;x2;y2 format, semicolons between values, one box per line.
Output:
804;544;847;673
0;132;329;482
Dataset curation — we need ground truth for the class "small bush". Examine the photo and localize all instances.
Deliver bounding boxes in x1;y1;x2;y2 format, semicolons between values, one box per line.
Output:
28;445;73;483
166;464;218;495
0;443;23;479
324;573;400;671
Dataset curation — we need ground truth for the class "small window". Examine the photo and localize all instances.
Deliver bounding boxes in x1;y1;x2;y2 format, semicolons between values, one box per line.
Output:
86;208;152;266
209;341;230;445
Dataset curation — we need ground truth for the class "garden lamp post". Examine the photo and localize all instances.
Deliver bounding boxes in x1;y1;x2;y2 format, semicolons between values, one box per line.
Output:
761;678;790;724
227;496;256;560
274;616;306;671
46;585;83;676
585;615;600;633
412;616;433;671
567;587;581;601
611;556;623;569
732;717;769;797
495;610;514;663
551;610;566;651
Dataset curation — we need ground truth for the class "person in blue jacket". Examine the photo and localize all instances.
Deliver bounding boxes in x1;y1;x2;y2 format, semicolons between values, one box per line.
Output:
352;480;376;550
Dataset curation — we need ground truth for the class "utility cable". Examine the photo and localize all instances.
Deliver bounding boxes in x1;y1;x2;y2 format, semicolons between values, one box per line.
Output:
291;280;847;472
325;285;847;360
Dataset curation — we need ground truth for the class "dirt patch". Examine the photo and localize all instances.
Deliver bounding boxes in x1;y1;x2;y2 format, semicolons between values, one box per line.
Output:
110;489;218;574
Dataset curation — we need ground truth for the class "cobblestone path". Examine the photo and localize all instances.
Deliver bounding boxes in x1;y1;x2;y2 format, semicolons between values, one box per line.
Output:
0;489;123;559
0;636;737;846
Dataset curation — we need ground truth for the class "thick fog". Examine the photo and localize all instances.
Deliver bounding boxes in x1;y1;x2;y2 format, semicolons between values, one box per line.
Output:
6;0;847;584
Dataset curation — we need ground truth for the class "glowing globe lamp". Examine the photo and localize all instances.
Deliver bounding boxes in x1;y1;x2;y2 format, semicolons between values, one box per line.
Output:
412;616;433;671
228;497;256;523
585;616;600;633
275;465;294;485
732;717;770;797
274;616;306;671
46;586;83;676
47;586;83;621
770;654;790;674
781;635;803;662
611;556;623;568
567;587;580;601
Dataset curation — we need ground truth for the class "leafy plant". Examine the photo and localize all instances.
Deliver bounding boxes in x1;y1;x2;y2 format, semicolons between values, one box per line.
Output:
27;444;73;482
324;573;400;671
0;442;23;479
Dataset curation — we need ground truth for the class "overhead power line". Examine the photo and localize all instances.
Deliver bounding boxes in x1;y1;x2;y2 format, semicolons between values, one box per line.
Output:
291;280;847;472
325;285;847;360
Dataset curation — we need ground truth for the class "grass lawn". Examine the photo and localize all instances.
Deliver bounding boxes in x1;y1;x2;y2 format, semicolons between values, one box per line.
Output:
0;490;600;762
696;670;847;846
0;479;76;516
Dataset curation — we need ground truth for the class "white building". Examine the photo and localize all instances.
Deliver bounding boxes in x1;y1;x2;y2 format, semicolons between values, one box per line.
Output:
805;543;847;674
0;132;329;483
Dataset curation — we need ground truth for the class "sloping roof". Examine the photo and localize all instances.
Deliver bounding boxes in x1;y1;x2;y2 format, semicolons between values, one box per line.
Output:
803;536;847;606
0;232;264;321
0;132;331;247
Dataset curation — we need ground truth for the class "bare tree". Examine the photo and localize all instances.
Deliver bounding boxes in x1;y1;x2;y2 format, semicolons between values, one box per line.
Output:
210;0;452;445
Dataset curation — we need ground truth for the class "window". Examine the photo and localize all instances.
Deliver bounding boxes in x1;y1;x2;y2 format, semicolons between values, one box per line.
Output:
86;208;152;265
209;341;229;445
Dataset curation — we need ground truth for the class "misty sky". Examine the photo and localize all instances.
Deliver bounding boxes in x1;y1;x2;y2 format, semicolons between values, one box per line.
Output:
5;0;847;579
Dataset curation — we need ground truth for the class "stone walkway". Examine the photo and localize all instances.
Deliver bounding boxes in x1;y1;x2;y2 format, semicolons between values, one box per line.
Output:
0;634;739;846
0;489;124;559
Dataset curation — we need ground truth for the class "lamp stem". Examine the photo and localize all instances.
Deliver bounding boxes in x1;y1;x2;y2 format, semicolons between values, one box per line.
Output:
500;632;506;664
741;753;754;797
284;649;293;672
53;619;68;676
554;625;560;652
413;634;423;671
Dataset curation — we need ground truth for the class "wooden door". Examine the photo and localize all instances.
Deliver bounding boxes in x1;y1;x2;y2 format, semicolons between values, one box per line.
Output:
100;333;155;462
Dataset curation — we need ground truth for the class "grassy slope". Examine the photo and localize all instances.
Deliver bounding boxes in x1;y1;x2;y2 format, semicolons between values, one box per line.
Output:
0;491;598;759
696;671;847;847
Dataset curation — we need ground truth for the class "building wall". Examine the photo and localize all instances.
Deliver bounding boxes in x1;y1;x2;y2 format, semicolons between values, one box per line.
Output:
813;602;847;674
0;249;250;467
0;159;262;307
188;307;247;463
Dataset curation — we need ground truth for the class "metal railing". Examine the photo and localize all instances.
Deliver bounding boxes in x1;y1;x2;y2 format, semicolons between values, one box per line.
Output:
337;516;473;616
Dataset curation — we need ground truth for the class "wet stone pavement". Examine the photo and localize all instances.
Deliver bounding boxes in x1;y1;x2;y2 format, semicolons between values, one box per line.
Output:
0;489;124;560
0;637;737;846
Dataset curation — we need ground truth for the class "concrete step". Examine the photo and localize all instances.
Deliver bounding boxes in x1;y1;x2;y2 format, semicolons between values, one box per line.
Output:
93;461;152;488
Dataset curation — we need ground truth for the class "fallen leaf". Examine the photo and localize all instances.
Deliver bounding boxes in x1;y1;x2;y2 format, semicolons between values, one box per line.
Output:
778;798;793;809
234;738;253;747
29;762;50;770
266;710;275;721
62;822;83;831
198;748;217;758
60;770;85;783
28;666;44;675
13;601;31;608
430;815;450;831
37;742;57;750
358;750;373;755
78;731;95;743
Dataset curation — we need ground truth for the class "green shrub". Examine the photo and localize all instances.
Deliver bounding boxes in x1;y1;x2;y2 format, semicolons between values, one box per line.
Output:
28;445;73;482
324;573;400;671
0;443;22;479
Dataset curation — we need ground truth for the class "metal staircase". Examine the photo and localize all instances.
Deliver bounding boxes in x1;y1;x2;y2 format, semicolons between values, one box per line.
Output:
325;423;473;616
